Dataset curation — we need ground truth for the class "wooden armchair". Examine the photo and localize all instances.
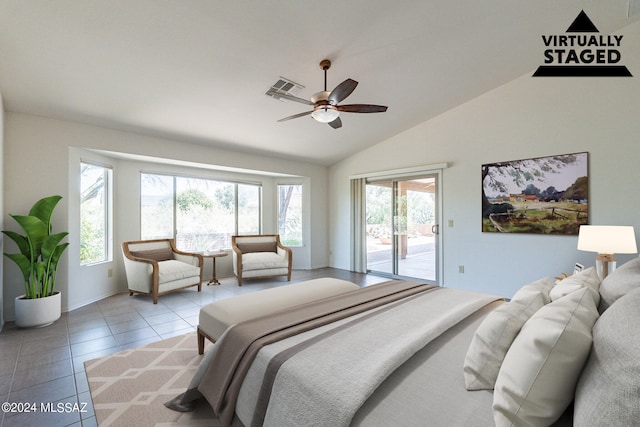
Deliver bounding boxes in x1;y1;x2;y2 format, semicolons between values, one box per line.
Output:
231;234;292;286
121;239;203;303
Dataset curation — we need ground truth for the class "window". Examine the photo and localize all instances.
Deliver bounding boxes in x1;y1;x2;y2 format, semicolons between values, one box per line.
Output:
140;174;174;240
278;183;302;246
140;173;261;251
80;162;112;265
237;183;261;235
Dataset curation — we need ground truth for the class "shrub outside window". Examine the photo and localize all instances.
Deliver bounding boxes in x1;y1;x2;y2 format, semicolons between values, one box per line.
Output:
80;162;112;265
140;173;261;251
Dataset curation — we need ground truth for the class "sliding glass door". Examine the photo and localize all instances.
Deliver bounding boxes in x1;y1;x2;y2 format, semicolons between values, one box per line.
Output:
365;175;438;282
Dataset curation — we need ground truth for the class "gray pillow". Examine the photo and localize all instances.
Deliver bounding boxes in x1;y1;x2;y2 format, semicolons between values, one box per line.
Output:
598;257;640;312
574;288;640;425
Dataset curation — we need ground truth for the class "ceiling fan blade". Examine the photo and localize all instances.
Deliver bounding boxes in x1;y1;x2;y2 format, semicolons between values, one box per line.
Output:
328;117;342;129
328;79;358;105
277;110;313;122
273;92;314;105
337;104;388;113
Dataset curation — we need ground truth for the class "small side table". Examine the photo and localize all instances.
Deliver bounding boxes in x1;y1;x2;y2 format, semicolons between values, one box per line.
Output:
203;252;228;286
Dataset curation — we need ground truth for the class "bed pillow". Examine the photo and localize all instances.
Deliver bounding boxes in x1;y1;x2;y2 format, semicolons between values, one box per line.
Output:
549;266;601;306
574;288;640;425
598;257;640;312
493;287;599;427
463;277;554;390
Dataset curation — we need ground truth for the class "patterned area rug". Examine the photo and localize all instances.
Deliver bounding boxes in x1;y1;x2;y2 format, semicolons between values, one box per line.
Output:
85;332;220;426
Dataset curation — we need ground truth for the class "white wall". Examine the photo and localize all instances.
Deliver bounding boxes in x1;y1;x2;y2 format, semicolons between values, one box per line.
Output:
3;114;329;321
330;20;640;298
0;90;4;330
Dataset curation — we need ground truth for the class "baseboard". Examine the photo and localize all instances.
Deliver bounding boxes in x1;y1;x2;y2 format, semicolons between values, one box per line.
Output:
63;289;128;313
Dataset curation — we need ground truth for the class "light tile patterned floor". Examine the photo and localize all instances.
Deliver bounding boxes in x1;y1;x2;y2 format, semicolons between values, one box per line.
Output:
0;268;385;427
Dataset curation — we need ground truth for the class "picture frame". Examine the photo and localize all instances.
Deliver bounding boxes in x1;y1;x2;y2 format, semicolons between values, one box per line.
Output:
482;152;588;235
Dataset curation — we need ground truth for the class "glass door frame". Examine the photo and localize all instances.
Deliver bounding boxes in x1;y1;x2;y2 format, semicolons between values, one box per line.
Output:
364;171;442;285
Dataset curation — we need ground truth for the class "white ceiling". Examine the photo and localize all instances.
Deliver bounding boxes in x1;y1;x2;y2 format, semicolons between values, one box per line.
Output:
0;1;636;166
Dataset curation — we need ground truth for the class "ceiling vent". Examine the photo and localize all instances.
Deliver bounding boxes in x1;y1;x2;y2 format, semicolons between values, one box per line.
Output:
265;77;304;102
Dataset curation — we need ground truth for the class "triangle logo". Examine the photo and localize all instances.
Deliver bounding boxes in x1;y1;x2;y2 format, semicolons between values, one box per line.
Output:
533;10;632;77
566;10;599;33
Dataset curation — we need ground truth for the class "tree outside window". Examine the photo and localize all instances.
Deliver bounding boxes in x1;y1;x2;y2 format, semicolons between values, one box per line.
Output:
278;184;302;246
81;163;111;265
140;173;261;251
141;174;174;240
238;184;261;235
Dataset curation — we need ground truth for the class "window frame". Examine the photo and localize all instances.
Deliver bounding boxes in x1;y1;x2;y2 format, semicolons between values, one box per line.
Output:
139;172;262;250
80;161;113;266
276;182;304;247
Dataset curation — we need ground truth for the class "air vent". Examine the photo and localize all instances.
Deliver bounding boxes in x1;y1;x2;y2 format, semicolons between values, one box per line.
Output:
265;77;304;102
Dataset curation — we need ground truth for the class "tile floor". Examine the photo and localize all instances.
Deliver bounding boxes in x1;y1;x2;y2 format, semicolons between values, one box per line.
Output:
0;268;385;427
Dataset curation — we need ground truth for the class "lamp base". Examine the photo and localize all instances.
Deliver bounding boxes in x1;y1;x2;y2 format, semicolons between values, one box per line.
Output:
596;253;616;279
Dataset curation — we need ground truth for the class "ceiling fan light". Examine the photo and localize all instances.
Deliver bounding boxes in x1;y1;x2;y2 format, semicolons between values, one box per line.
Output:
311;107;339;123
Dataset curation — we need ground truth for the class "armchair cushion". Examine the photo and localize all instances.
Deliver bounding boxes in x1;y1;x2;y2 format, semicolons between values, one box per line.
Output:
241;252;289;271
158;260;201;283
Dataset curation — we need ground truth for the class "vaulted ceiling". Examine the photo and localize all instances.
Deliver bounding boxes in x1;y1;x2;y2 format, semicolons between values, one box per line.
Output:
0;1;637;165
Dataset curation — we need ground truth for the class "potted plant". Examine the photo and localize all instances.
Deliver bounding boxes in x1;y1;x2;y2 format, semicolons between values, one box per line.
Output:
3;195;69;327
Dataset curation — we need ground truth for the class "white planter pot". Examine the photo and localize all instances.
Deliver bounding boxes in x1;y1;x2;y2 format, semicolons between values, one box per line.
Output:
14;292;62;328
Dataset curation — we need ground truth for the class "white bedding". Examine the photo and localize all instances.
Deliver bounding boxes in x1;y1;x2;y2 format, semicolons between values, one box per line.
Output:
168;282;505;427
235;288;501;427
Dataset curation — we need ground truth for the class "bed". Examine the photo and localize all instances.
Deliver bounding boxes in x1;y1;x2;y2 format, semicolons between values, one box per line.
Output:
167;258;640;427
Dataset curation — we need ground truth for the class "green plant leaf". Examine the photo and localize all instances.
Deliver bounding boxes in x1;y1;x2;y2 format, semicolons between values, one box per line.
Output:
29;195;62;232
34;262;46;297
41;232;69;262
3;195;68;299
47;242;69;295
3;253;30;283
11;215;48;258
51;242;70;264
2;230;30;257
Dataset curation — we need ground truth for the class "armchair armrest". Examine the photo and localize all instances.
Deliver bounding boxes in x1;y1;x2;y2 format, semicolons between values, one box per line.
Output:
276;237;292;264
169;240;204;267
231;244;242;276
121;248;159;295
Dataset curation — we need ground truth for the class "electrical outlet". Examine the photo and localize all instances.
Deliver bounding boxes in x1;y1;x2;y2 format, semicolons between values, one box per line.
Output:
108;269;113;278
458;265;464;273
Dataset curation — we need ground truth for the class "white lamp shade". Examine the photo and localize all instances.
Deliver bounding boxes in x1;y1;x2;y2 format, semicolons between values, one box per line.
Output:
577;225;638;254
311;107;339;123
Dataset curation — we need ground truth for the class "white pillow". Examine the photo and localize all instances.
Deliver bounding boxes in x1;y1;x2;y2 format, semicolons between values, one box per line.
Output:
463;277;554;390
493;287;599;427
550;266;601;305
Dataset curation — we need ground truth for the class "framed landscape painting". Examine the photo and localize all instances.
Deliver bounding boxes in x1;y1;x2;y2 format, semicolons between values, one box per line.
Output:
482;152;588;235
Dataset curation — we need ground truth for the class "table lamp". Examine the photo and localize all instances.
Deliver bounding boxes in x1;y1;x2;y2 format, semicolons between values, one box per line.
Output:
577;225;638;279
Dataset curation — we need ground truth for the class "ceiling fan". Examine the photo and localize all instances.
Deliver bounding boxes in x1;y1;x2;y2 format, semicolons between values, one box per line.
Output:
276;59;388;129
